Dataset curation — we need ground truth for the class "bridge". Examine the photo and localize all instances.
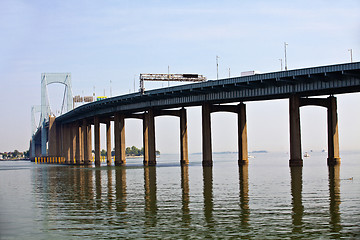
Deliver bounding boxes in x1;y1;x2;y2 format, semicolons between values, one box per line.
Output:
30;62;360;167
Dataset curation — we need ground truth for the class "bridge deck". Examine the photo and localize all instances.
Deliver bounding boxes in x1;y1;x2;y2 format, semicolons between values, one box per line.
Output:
57;62;360;124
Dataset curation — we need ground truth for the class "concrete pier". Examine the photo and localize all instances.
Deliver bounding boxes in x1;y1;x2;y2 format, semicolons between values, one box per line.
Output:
327;96;341;166
143;112;150;166
289;95;303;167
94;116;101;167
114;113;126;166
48;116;57;157
180;108;189;165
70;123;76;164
202;103;212;167
152;108;189;166
83;119;92;165
290;95;341;166
63;124;71;164
202;102;248;167
237;103;248;166
147;109;156;166
106;119;112;166
75;123;82;164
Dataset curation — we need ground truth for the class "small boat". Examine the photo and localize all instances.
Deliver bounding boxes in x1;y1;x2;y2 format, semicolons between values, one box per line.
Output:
304;152;310;158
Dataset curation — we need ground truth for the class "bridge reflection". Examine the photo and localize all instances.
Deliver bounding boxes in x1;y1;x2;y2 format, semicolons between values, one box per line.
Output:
31;161;342;236
239;165;250;228
144;166;157;227
290;165;341;237
290;167;304;234
329;165;341;235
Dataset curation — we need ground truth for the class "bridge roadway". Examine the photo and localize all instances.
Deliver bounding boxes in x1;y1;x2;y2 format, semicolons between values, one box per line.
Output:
32;62;360;167
57;62;360;123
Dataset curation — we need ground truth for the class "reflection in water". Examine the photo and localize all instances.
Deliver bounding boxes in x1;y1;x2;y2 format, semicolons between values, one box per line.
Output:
107;169;113;210
95;169;102;210
144;166;157;227
181;166;190;226
239;165;250;228
290;166;304;235
115;167;127;213
17;154;354;239
328;165;341;235
83;167;95;212
203;166;214;228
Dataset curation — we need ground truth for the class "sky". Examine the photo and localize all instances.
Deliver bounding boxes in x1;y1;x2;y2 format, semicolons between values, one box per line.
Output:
0;0;359;154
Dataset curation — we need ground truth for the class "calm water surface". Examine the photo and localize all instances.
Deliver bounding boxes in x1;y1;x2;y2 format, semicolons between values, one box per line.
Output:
1;152;359;239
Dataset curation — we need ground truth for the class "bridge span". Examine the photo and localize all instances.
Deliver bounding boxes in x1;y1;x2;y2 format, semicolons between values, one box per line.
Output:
30;62;360;167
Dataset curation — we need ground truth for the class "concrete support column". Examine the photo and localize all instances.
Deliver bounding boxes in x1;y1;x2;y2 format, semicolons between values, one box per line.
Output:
238;103;248;165
180;107;189;165
94;116;101;167
60;124;65;161
30;139;35;159
327;96;341;166
202;103;212;167
143;113;149;166
115;113;126;166
83;119;92;165
48;116;57;157
75;123;83;164
75;123;81;164
289;95;303;167
35;143;41;157
69;123;75;164
87;123;92;164
148;109;156;166
56;123;61;159
63;124;71;164
106;119;112;166
41;121;48;156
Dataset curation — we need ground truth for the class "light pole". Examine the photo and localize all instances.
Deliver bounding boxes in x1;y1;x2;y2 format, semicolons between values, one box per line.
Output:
279;58;283;71
216;55;220;80
110;80;112;97
348;49;353;63
284;42;288;71
168;65;170;87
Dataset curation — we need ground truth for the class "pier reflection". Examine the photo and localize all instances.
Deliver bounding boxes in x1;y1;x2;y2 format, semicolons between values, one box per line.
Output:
107;169;113;210
144;166;157;227
238;165;249;228
181;166;190;226
203;166;214;229
328;165;341;235
290;166;304;235
95;169;102;210
115;167;127;213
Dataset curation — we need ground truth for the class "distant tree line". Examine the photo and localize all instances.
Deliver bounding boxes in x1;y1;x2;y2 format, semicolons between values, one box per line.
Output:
99;146;160;157
0;150;29;159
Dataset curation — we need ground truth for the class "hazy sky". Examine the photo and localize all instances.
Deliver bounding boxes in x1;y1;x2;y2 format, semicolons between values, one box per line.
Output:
0;0;359;154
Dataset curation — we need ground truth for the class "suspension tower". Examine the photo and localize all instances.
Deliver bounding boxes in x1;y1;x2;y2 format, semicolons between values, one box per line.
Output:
34;73;73;157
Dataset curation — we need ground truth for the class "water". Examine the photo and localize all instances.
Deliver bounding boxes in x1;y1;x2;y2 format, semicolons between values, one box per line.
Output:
1;152;359;239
